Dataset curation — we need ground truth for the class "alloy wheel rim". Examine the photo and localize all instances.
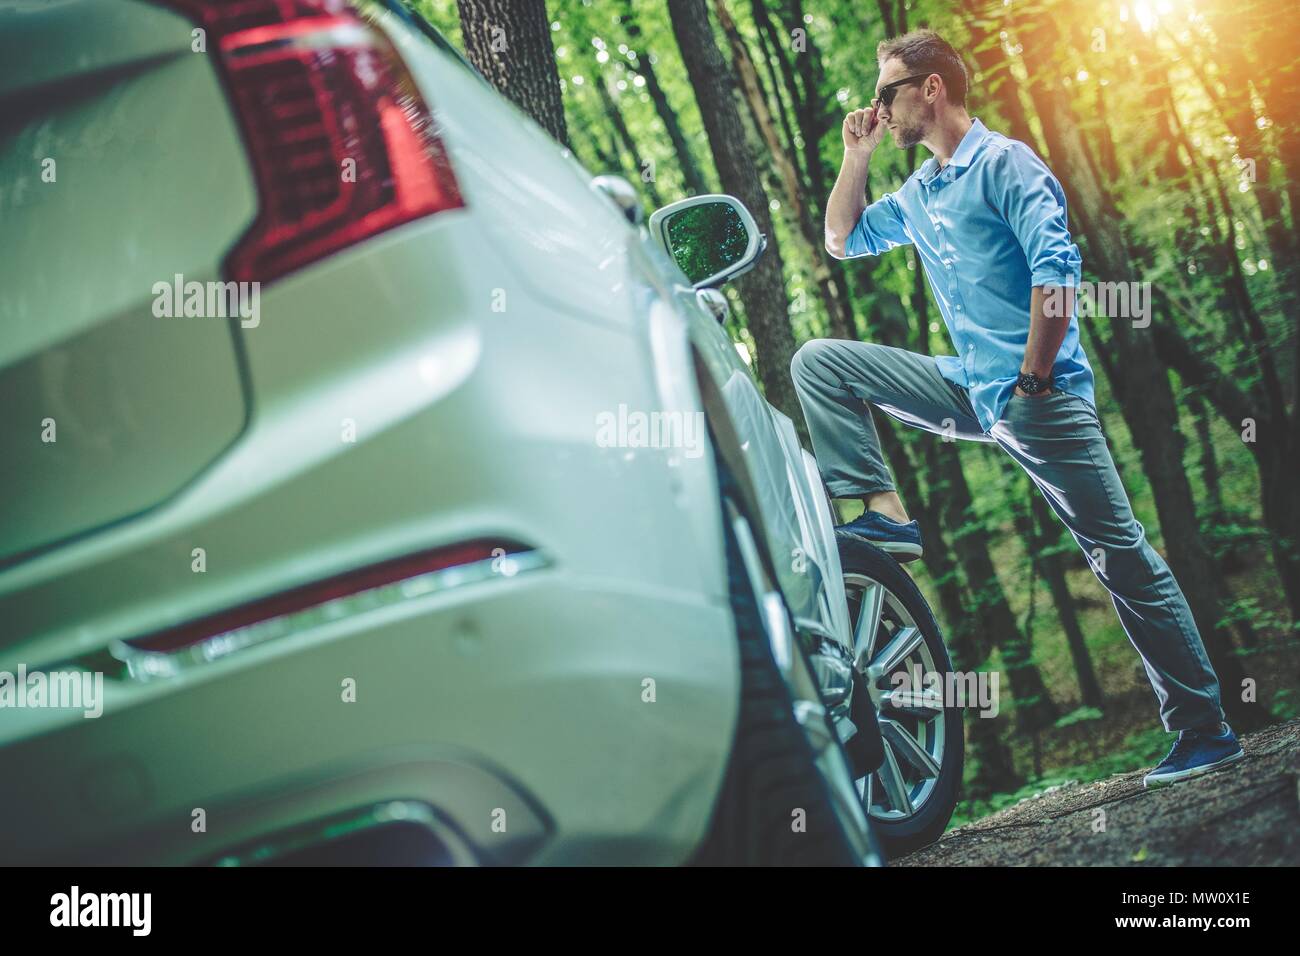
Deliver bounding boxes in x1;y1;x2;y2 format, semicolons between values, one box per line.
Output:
844;572;946;824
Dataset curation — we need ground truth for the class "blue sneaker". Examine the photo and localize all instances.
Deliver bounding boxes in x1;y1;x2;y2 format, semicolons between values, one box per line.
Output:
835;511;923;562
1143;723;1244;788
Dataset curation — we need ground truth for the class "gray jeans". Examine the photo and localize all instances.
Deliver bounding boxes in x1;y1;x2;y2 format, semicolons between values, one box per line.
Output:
791;338;1224;732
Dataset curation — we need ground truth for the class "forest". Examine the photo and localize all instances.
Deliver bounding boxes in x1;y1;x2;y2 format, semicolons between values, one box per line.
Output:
411;0;1298;821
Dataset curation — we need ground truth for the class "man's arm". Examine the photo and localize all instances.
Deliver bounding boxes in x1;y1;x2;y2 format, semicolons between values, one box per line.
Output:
1020;286;1075;395
992;143;1084;396
825;106;910;259
825;149;872;257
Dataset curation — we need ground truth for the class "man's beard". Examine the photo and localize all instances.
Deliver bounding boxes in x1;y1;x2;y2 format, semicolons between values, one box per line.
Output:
893;103;935;149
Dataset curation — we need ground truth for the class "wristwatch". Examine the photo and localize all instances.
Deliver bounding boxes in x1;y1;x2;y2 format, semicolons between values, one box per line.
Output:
1016;371;1053;395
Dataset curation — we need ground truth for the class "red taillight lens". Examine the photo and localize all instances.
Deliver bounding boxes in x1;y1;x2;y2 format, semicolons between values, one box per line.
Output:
160;0;464;283
123;539;529;656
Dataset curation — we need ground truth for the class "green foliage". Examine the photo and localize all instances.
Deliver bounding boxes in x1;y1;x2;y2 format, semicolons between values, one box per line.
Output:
1054;706;1104;730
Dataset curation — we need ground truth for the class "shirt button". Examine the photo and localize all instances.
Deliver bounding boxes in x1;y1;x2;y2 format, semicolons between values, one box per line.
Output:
955;304;963;312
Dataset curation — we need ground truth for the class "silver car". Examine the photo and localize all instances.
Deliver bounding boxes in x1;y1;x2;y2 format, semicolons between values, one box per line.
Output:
0;0;961;865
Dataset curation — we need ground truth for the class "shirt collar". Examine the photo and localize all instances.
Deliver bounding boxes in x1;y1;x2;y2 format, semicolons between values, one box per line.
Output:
920;117;988;184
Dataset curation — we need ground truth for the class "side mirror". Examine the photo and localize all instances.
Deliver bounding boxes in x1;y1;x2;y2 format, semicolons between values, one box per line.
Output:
648;194;766;289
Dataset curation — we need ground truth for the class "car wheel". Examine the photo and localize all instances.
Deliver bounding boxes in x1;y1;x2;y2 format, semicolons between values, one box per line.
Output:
690;460;882;866
838;533;963;858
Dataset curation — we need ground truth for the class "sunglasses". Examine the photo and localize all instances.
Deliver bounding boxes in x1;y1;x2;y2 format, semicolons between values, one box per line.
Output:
871;73;934;110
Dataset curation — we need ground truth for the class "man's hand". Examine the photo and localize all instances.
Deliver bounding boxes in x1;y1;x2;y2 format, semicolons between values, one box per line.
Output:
1013;385;1055;398
842;106;886;153
827;107;885;257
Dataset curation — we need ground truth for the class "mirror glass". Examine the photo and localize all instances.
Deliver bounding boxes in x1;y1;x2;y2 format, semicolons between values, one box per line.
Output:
664;201;750;285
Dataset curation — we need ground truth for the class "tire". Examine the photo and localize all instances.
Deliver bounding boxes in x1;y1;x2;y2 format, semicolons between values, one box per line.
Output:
691;460;881;866
838;533;963;859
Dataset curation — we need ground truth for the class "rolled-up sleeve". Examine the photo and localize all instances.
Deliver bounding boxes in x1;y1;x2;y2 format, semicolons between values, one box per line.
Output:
992;143;1082;287
843;192;912;258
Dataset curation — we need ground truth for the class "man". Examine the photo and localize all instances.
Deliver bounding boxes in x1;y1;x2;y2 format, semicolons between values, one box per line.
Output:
792;29;1242;787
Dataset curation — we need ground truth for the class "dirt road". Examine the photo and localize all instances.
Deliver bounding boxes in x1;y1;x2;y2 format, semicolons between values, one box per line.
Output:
897;718;1300;866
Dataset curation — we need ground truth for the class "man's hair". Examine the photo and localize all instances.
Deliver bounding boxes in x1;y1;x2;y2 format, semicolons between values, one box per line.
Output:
877;30;970;107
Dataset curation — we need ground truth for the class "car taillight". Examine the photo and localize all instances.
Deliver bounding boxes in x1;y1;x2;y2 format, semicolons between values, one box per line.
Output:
159;0;464;283
122;539;531;658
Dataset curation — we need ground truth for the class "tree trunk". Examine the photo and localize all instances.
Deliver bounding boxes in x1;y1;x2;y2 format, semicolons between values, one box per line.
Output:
787;0;835;200
1032;494;1105;709
751;2;803;189
1149;323;1300;621
456;0;569;148
1188;394;1226;526
667;0;803;427
752;0;864;342
593;72;664;207
960;5;1038;149
1185;397;1259;647
713;0;856;341
618;1;711;197
1190;9;1300;324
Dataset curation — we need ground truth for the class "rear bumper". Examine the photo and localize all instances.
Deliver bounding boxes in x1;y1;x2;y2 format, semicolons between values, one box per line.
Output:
0;562;738;865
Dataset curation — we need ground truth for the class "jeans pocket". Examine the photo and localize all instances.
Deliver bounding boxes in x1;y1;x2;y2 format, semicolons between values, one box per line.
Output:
1002;390;1080;438
1006;390;1059;416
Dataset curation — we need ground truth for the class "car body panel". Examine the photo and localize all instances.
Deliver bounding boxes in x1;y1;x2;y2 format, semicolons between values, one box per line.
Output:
647;239;841;647
0;0;257;563
0;0;852;865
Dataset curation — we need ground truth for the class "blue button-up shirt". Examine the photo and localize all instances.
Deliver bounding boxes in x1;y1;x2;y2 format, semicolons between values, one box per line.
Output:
843;117;1094;432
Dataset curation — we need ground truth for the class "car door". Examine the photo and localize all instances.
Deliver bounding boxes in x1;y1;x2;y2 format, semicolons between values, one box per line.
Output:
626;225;840;637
